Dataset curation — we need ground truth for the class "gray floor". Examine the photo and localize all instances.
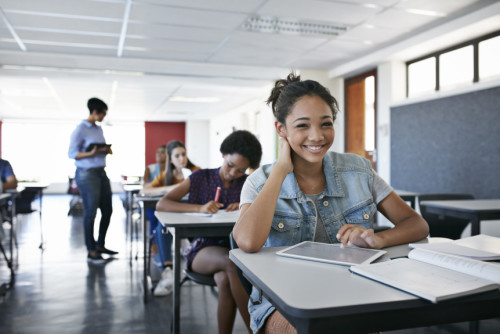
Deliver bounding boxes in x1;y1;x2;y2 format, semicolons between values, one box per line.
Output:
0;194;247;334
0;194;499;334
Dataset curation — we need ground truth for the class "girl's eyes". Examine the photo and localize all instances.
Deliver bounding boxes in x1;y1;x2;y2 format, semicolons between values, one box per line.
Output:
295;122;333;128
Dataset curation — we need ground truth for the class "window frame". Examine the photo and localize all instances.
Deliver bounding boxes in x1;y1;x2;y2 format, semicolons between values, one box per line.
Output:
406;30;500;97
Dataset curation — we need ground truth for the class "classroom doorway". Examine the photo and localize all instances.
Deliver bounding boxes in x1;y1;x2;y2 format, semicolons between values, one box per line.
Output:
344;70;377;170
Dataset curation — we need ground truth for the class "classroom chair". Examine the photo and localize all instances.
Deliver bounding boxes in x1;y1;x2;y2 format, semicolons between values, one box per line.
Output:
418;193;475;240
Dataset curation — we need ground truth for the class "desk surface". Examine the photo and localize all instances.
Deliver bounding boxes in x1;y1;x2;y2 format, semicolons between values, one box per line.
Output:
0;193;11;202
230;243;500;332
122;184;143;192
231;245;421;318
18;182;49;189
155;210;240;226
395;189;419;196
420;199;500;213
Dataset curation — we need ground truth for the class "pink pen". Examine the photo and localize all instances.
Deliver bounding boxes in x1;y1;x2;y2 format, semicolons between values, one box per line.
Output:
214;187;221;202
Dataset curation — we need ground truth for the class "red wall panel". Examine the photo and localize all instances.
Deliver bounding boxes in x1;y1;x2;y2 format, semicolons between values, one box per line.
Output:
144;122;185;166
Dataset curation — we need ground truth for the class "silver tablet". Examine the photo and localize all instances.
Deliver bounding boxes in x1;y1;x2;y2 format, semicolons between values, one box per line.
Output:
276;241;386;266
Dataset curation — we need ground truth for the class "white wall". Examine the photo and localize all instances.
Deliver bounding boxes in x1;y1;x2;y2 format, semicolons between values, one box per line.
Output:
186;120;210;168
207;92;276;168
376;61;406;185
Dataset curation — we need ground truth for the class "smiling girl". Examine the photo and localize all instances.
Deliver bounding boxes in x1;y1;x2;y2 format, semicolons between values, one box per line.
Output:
233;72;429;334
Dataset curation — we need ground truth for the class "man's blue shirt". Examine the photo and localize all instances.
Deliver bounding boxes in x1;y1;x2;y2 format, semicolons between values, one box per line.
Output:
68;120;107;169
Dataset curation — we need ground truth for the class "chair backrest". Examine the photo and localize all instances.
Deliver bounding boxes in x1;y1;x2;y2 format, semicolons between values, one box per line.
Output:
418;193;475;240
229;231;253;297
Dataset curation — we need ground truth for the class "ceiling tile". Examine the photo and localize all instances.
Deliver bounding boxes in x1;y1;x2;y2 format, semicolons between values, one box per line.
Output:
258;0;378;25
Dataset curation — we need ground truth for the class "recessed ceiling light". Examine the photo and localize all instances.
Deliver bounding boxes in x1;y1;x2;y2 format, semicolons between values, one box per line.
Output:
0;65;144;76
405;8;447;17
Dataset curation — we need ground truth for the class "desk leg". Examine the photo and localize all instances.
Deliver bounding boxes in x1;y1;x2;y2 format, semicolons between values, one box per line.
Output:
469;320;479;334
10;196;16;266
172;230;181;334
142;203;148;303
38;190;44;250
471;216;480;236
128;192;133;264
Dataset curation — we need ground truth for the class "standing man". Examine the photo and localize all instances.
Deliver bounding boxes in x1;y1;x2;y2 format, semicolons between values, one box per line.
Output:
68;97;117;264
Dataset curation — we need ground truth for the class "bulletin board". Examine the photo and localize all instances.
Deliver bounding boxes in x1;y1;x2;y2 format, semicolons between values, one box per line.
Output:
390;85;500;199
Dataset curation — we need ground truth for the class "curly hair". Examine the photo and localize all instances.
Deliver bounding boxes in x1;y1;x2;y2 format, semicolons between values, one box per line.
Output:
266;72;338;124
220;130;262;169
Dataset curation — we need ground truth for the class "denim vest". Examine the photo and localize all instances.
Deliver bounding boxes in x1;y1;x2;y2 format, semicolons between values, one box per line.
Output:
247;151;377;332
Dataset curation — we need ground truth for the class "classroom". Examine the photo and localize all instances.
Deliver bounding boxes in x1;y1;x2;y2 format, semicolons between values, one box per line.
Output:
1;1;499;333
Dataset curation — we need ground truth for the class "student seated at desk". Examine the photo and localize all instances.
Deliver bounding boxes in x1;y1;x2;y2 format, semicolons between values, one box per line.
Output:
0;158;18;193
0;158;18;238
233;72;430;334
156;130;262;334
142;140;199;296
143;144;167;183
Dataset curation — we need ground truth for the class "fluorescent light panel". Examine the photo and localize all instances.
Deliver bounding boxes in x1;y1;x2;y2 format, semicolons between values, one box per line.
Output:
242;16;349;37
168;97;220;103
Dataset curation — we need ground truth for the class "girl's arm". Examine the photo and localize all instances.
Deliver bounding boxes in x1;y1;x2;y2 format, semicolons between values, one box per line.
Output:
3;174;18;190
141;184;181;196
155;178;223;213
143;167;151;185
233;137;293;253
337;192;429;249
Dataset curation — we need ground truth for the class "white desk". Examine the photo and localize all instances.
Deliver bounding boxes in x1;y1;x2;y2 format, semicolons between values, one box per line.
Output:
136;194;161;302
420;199;500;236
122;183;143;262
230;243;500;334
155;211;238;334
17;182;49;249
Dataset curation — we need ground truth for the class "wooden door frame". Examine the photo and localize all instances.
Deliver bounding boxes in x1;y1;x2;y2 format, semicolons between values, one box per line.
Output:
344;69;378;169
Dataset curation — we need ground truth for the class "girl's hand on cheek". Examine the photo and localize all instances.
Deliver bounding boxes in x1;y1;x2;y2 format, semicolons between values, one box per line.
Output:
276;137;293;175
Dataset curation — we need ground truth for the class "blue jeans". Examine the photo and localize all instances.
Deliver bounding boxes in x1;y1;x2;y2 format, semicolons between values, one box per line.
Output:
75;167;113;252
155;218;173;265
146;207;173;265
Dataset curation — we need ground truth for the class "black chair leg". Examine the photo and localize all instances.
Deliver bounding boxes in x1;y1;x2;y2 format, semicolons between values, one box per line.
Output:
0;241;15;294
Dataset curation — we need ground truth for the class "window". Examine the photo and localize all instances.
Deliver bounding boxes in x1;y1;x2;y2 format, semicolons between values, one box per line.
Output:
1;121;145;183
479;35;500;80
364;75;375;151
439;46;473;90
408;57;436;97
407;30;500;97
